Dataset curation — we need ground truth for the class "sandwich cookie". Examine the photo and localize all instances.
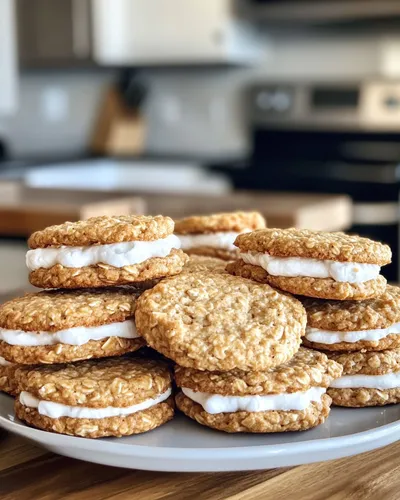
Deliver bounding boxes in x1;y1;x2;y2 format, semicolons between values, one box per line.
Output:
182;255;227;274
175;211;265;261
0;289;145;365
228;228;390;300
302;285;400;352
175;348;342;433
27;215;188;289
326;349;400;407
14;357;174;438
0;356;18;396
136;272;306;372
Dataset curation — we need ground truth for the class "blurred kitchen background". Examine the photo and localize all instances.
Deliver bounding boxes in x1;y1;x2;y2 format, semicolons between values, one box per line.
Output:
1;0;400;290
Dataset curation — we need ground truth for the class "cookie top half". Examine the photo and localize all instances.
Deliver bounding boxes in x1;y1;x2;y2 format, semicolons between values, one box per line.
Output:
303;285;400;332
174;211;265;235
15;357;172;407
0;289;139;332
175;347;342;395
235;228;391;265
28;215;174;248
135;272;306;372
326;349;400;376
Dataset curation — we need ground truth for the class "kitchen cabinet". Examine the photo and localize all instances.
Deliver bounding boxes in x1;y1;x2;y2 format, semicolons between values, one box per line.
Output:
17;0;93;67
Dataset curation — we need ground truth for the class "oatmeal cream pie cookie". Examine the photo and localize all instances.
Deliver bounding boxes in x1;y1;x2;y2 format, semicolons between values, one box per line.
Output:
227;228;391;300
175;211;265;261
136;272;306;372
175;347;342;433
14;357;174;438
0;356;18;396
27;215;188;289
302;285;400;352
326;349;400;407
0;289;145;365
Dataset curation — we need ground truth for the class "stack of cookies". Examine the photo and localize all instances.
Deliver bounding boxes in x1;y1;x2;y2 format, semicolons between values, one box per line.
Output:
136;272;342;433
0;214;187;437
228;228;400;409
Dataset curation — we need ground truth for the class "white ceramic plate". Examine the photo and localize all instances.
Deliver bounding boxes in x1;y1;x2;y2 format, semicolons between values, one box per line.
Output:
1;392;400;472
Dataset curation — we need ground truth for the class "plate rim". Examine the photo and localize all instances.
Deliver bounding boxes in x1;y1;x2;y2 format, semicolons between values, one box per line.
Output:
2;410;400;461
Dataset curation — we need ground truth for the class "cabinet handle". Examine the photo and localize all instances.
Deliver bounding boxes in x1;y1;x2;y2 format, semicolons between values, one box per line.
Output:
72;0;91;59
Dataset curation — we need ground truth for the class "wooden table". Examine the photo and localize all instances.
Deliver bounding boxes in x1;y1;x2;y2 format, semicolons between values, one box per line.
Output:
1;432;400;499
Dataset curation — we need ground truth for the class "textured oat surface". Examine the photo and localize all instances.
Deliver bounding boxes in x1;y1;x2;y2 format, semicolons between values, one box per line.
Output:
175;348;342;395
0;337;144;365
303;285;400;331
326;349;400;376
176;392;331;433
28;215;174;248
15;357;172;407
184;246;238;261
227;260;387;300
29;249;188;289
174;211;265;235
0;288;139;332
182;255;227;274
328;388;400;407
136;272;306;372
15;397;174;438
302;335;400;352
0;364;18;396
234;228;391;264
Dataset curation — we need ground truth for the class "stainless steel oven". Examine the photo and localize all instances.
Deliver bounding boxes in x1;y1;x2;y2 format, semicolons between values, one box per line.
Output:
225;80;400;280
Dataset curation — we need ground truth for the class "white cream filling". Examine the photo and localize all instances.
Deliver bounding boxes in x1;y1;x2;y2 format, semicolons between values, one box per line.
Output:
19;388;172;419
0;319;139;347
0;356;13;367
178;231;248;251
26;234;181;270
182;387;326;414
240;252;380;284
330;372;400;390
306;322;400;345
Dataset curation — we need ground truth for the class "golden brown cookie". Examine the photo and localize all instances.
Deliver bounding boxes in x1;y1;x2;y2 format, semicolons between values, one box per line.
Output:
14;357;174;438
26;215;188;289
175;348;341;433
182;255;227;274
0;289;145;365
227;258;387;301
176;392;331;433
231;228;390;300
302;286;400;351
326;349;400;407
175;347;342;395
136;272;306;372
28;215;174;248
175;212;266;261
0;358;18;396
175;211;265;235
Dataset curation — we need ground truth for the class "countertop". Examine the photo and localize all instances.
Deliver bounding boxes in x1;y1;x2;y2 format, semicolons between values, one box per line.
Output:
0;243;399;500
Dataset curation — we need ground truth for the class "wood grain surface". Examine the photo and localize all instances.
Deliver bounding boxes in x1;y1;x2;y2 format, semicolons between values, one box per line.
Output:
1;432;400;500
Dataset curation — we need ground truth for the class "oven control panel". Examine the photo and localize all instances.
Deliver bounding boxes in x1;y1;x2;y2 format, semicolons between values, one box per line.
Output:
250;81;400;130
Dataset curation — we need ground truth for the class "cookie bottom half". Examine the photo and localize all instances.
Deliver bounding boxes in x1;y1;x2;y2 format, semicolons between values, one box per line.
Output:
185;246;236;262
0;337;145;365
227;260;386;301
176;392;331;433
29;249;188;289
328;387;400;407
15;397;175;438
0;365;18;396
